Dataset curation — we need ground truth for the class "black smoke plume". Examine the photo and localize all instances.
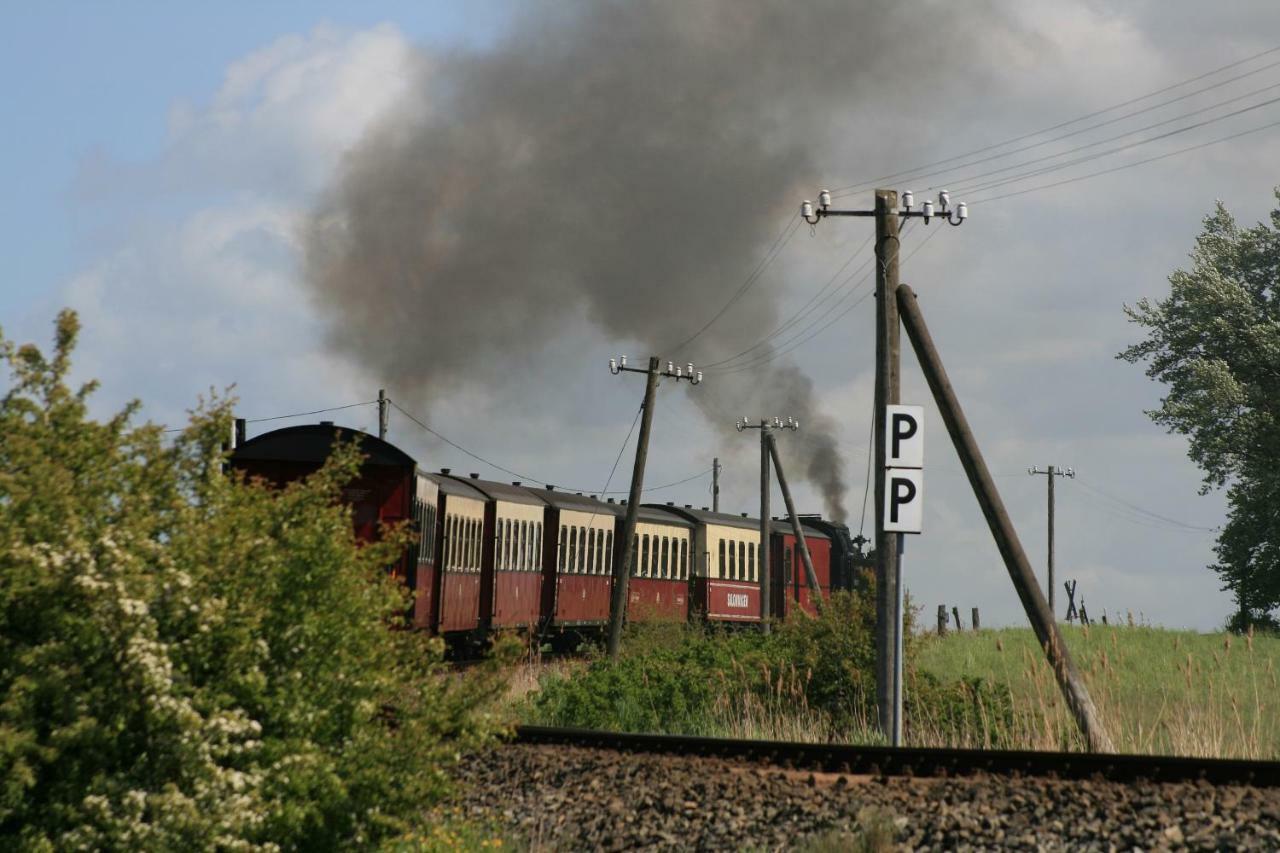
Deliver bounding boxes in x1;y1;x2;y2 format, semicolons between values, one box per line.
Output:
304;0;1015;521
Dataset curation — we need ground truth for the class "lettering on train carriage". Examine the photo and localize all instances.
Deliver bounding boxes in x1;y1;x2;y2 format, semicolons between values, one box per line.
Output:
727;593;749;608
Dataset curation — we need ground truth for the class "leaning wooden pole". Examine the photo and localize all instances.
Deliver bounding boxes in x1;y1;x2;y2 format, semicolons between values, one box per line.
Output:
896;284;1113;752
766;432;823;609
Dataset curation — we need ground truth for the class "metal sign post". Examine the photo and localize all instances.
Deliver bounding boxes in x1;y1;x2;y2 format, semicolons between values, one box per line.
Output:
883;404;923;747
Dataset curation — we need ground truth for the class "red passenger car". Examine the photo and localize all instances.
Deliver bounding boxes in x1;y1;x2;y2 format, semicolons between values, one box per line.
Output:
609;502;692;623
441;474;548;631
522;488;616;628
229;421;417;587
650;506;762;624
771;520;832;619
422;471;487;635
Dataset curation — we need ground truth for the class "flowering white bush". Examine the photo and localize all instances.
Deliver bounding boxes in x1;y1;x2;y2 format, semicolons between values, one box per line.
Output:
0;312;512;849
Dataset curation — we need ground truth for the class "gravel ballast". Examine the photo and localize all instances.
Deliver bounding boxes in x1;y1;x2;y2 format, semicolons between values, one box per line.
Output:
451;742;1280;850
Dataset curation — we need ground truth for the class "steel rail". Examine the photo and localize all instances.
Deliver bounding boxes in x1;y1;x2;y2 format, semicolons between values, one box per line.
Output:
514;726;1280;787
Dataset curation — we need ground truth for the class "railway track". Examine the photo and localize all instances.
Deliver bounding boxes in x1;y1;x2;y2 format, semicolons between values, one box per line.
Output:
515;724;1280;787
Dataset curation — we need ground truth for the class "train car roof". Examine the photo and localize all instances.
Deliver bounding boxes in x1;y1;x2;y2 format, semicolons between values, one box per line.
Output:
231;422;416;468
643;503;760;531
418;470;489;502
519;485;616;513
438;472;547;507
596;501;695;528
771;518;832;540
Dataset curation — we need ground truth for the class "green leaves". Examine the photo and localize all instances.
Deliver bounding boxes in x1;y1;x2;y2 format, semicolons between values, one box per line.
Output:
1120;190;1280;626
0;312;508;849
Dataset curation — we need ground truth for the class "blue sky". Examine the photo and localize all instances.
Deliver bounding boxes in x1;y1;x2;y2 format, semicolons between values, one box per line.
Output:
1;3;512;319
3;1;1279;630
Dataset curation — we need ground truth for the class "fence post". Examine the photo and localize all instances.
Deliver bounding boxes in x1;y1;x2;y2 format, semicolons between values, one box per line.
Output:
971;607;981;632
937;605;947;636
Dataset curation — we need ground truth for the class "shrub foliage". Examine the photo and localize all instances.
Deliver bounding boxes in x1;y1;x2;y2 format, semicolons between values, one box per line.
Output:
0;312;509;850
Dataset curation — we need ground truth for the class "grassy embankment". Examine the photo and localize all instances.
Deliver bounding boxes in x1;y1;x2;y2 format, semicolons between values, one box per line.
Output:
916;623;1280;758
514;599;1280;758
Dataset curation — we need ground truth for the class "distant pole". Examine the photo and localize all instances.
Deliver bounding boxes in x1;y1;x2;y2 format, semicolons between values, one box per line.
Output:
897;283;1112;752
1029;464;1075;618
760;428;771;632
607;356;702;657
234;417;246;448
712;457;721;513
378;389;388;440
971;607;981;631
802;184;969;741
765;426;823;607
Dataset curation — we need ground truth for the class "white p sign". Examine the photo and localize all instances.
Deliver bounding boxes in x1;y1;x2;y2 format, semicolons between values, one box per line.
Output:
884;405;924;534
886;405;924;468
884;468;923;533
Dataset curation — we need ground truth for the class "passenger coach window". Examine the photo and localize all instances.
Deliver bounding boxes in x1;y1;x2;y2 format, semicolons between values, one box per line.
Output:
559;526;568;571
595;530;605;575
535;523;542;571
718;540;726;579
680;539;688;579
749;546;756;583
739;542;747;581
728;540;736;579
661;537;669;578
606;531;613;572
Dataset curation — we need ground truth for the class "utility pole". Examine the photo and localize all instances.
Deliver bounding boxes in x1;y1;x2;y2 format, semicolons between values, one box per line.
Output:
762;421;824;608
734;416;783;632
802;186;967;739
607;357;702;657
897;283;1112;752
712;457;721;513
378;389;388;440
1029;465;1075;618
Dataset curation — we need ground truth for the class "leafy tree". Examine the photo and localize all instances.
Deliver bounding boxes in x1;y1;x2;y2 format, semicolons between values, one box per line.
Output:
1120;191;1280;628
0;311;512;850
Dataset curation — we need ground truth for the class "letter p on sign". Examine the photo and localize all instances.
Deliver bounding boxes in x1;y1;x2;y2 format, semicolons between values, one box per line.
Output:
884;405;924;534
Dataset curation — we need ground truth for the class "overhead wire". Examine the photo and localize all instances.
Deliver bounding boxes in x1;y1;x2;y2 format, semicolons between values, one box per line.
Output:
938;80;1280;195
956;93;1280;198
827;43;1280;197
970;115;1280;205
389;399;709;495
165;399;378;432
666;213;801;357
1070;477;1216;532
699;232;874;368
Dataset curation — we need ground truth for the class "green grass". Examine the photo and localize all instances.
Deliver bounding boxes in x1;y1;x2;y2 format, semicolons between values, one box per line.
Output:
915;624;1280;758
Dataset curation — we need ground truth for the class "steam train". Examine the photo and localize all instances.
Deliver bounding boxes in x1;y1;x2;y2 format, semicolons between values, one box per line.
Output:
230;421;868;639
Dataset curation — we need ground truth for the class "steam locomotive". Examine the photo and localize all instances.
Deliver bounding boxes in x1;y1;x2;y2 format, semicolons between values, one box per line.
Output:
230;421;868;639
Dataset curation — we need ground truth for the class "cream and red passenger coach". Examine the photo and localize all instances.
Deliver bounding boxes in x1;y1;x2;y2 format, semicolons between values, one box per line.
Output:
231;422;859;641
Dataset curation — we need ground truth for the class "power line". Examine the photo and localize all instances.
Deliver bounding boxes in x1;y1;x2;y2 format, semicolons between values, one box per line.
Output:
389;399;709;495
957;93;1280;198
700;233;875;369
667;214;801;357
714;221;939;375
1071;477;1216;532
970;115;1280;205
827;43;1280;197
940;80;1280;195
166;399;378;432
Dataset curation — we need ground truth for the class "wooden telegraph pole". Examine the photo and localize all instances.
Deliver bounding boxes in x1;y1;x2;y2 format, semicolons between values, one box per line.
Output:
736;416;780;632
1029;464;1075;617
765;425;823;607
713;457;721;513
872;189;901;737
897;284;1112;751
378;389;388;440
803;186;968;740
607;357;702;658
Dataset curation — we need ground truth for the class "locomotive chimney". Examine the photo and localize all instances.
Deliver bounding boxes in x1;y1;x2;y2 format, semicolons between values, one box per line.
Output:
440;467;451;474
469;473;479;479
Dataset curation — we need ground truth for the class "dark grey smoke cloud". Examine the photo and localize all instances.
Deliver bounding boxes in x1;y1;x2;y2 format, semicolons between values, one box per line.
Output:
303;0;1017;521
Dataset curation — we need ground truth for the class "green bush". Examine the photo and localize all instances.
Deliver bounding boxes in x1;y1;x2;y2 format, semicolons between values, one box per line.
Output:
0;312;511;850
